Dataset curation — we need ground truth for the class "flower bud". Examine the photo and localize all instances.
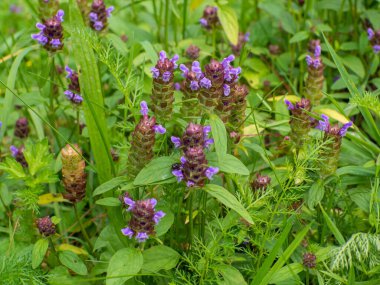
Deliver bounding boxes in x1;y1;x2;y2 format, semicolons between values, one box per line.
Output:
199;6;219;30
186;45;200;60
303;252;316;268
251;173;271;191
36;216;56;236
14;117;30;139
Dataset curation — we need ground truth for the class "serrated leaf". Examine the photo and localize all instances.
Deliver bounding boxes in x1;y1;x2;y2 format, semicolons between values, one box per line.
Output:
204;184;253;224
32;238;49;269
134;156;178;186
93;176;129;197
217;4;239;45
209;114;227;160
141;245;180;273
107;248;143;285
59;251;88;275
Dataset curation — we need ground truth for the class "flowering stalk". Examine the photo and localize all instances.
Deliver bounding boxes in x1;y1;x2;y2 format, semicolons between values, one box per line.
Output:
198;59;222;111
38;0;59;21
61;144;87;203
151;51;179;122
199;6;219;30
367;28;380;54
64;66;83;104
316;115;352;177
285;98;313;146
304;42;324;106
179;61;202;117
31;10;64;53
229;84;249;142
14;117;30;139
10;145;28;168
127;101;166;177
171;123;218;188
89;0;114;31
121;195;165;243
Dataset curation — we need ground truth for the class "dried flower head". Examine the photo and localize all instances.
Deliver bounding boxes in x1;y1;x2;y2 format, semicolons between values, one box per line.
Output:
36;216;56;236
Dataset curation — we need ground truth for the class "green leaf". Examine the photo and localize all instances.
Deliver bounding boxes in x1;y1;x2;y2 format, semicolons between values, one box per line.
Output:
206;153;249;175
203;184;253;224
268;263;303;283
96;197;121;207
341;55;365;79
209;114;227;160
59;251;88;275
141;245;180;273
216;4;239;45
155;207;174;237
32;238;49;269
134;156;178;186
306;180;325;210
93;176;129;197
140;40;159;64
23;139;54;176
289;31;309;44
319;204;345;245
107;248;143;285
217;264;247;285
0;157;26;179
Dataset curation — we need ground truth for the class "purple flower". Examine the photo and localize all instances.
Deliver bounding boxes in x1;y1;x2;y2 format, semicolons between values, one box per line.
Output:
31;33;48;45
339;121;353;137
121;227;134;238
0;122;2;129
106;6;114;17
36;23;45;30
136;232;149;242
200;77;211;89
314;44;321;58
368;28;375;40
89;12;98;21
159;50;167;61
50;39;61;48
374;45;380;54
190;81;199;91
162;71;171;82
65;66;74;78
140;101;149;116
151;67;159;79
94;21;103;31
153;211;165;224
10;145;18;157
150;198;157;208
205;166;219;179
174;82;181;90
73;94;83;103
244;32;250;42
180;156;186;164
180;64;189;77
64;90;73;99
124;197;135;211
222;54;235;69
191;61;202;78
284;99;294;110
171;54;179;68
200;18;208;27
153;125;166;134
306;55;313;66
223;84;230;96
171;136;181;148
56;10;64;22
203;125;211;138
172;170;184;182
186;180;195;187
316;114;330;132
204;138;214;148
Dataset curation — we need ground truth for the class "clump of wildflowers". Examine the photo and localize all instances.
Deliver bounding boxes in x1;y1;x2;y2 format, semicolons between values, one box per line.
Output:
38;0;59;21
89;0;114;31
151;51;179;122
121;195;165;242
10;145;28;168
316;114;352;177
127;101;166;177
61;144;87;203
64;66;83;104
171;123;218;188
305;42;324;105
36;216;56;236
367;28;380;54
231;32;250;55
285;98;313;147
179;61;202;117
32;10;64;52
200;6;219;30
14;117;30;139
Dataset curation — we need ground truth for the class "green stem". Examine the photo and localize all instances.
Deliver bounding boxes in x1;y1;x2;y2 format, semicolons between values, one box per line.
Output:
200;190;207;241
182;0;188;39
188;191;194;251
164;0;169;50
74;204;94;251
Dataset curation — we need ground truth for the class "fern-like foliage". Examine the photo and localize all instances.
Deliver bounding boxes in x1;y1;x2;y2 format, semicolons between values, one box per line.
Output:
351;91;380;115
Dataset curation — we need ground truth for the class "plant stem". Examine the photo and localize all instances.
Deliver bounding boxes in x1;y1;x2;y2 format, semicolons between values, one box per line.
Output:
200;190;207;241
164;0;169;50
74;204;94;251
182;0;188;39
188;191;194;250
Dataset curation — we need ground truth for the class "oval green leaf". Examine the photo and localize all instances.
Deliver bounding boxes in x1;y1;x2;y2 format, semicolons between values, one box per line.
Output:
32;238;49;269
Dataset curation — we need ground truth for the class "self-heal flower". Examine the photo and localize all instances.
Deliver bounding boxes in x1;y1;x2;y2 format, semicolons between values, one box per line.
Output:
171;136;181;148
305;40;324;105
64;66;83;105
223;84;230;96
89;0;113;32
153;125;166;134
205;166;219;179
200;77;211;89
286;98;313;147
368;28;375;40
140;101;149;116
10;145;28;168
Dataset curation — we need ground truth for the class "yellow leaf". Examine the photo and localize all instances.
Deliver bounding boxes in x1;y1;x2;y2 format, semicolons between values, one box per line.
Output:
57;244;88;256
267;95;300;103
38;193;66;205
244;124;264;136
317;108;350;124
243;71;260;89
190;0;205;10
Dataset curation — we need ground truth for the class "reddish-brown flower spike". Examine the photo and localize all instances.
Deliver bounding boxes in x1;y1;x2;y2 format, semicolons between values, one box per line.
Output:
199;6;219;30
198;59;224;110
179;62;202;118
61;144;87;203
36;216;56;236
10;145;28;168
14;117;30;139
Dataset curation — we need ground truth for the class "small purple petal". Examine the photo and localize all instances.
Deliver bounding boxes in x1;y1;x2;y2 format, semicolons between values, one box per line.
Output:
316;114;330;132
10;145;18;157
305;55;313;66
205;166;219;180
172;170;184;182
339;121;353;137
65;66;73;78
179;64;189;76
36;23;45;30
180;156;186;164
223;84;230;96
204;138;214;148
64;90;74;100
203;125;211;137
153;210;165;224
190;80;199;91
174;82;181;90
313;58;321;68
171;136;181;148
314;44;321;58
199;18;208;27
151;67;159;79
124;197;135;211
368;28;375;40
121;227;134;238
136;232;149;242
222;54;235;68
50;39;61;48
200;77;211;89
72;94;83;103
159;50;167;61
186;180;195;187
244;32;250;42
153;125;166;134
56;9;64;22
162;71;171;82
284;99;294;110
171;54;179;68
89;12;98;22
94;21;103;31
150;198;157;208
106;6;114;17
140;101;149;116
374;45;380;54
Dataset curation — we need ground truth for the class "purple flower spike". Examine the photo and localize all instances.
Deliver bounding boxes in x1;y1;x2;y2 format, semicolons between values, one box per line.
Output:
106;6;114;17
314;44;321;58
65;66;73;78
205;166;219;179
162;71;171;82
151;67;159;78
153;211;165;224
124;197;135;211
223;84;230;96
190;81;199;91
159;50;167;61
368;28;375;40
284;99;294;110
305;55;313;66
121;227;134;238
89;12;98;21
140;101;149;116
200;77;211;89
136;232;149;242
172;170;184;182
10;145;18;157
374;45;380;54
153;125;166;134
171;136;181;148
339;121;353;137
56;10;64;22
200;18;208;27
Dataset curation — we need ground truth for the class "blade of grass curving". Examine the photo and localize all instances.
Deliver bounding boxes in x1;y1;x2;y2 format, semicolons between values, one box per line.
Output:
69;0;126;245
0;45;38;139
322;33;380;144
319;204;345;245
